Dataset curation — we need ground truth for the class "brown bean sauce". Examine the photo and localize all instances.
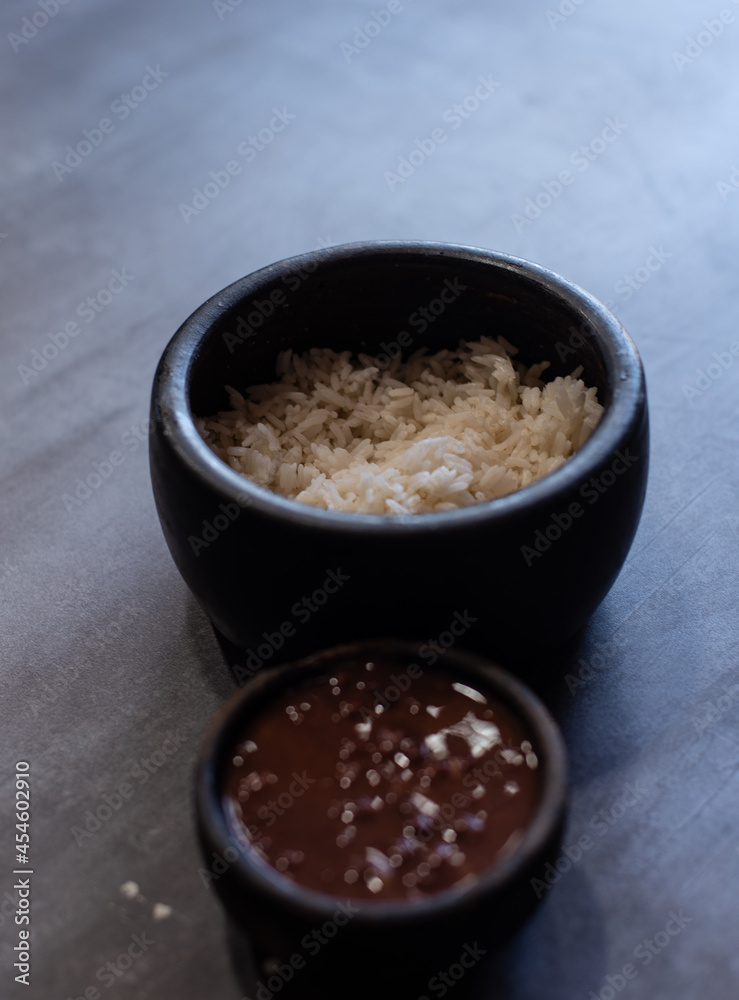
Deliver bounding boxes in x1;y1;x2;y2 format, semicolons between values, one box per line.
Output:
222;655;541;902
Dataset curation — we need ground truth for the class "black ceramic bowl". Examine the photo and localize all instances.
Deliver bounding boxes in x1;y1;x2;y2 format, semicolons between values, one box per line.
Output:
196;640;567;999
150;241;648;664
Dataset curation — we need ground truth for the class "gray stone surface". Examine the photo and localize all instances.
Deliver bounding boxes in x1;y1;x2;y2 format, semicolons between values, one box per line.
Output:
1;0;737;996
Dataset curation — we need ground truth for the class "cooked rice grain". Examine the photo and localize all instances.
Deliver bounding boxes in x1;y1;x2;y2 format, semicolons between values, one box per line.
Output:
197;337;603;515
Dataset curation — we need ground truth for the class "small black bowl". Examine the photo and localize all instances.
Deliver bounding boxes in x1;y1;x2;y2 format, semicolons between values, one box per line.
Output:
195;639;567;999
150;241;648;664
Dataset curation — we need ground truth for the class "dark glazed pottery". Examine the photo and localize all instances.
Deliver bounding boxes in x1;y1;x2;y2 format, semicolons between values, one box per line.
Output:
195;640;568;999
150;241;649;665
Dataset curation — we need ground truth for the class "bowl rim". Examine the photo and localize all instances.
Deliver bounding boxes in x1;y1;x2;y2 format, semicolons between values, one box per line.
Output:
153;240;646;533
195;638;568;926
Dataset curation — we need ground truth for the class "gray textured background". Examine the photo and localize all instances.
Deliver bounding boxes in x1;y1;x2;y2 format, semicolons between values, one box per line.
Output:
1;0;738;996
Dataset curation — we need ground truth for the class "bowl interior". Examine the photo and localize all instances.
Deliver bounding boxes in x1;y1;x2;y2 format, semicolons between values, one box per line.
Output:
187;247;615;420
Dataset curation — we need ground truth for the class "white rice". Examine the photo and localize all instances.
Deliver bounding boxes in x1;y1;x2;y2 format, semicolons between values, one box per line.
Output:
197;336;603;515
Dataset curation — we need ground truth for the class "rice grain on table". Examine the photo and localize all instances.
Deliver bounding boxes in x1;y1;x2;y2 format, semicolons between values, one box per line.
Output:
197;336;603;515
